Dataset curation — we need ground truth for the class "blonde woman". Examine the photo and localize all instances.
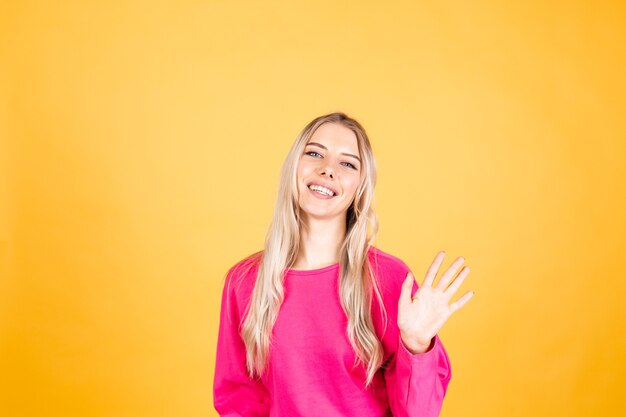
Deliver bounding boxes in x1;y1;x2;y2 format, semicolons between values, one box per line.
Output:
213;112;474;417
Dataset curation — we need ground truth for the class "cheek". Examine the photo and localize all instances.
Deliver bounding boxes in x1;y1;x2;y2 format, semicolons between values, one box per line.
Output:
296;161;311;191
346;176;361;197
297;159;316;177
296;160;304;176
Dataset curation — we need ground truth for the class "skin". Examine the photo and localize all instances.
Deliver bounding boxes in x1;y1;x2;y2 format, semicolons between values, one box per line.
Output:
398;252;474;354
292;122;362;270
293;122;474;355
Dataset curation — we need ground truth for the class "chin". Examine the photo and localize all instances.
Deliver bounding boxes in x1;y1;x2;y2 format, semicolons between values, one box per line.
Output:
300;206;348;221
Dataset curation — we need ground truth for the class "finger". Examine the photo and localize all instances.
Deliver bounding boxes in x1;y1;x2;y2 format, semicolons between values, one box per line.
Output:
399;271;415;308
449;290;474;314
423;250;445;288
444;266;470;298
436;256;466;291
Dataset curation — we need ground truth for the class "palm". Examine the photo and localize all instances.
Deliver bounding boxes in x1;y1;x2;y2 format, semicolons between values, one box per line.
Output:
398;251;474;349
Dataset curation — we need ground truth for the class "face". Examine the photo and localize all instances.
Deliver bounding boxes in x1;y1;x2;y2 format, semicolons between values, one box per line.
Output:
296;122;362;222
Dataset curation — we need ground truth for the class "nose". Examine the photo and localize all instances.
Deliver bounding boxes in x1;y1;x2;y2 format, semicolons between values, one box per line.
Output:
319;166;334;179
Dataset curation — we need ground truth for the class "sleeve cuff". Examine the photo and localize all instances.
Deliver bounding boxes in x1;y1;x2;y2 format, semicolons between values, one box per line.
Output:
397;333;441;365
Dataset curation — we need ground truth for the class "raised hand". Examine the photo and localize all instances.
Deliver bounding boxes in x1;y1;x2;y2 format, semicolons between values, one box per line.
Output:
398;251;474;354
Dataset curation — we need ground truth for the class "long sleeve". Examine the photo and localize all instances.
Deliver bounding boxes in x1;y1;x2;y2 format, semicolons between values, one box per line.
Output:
384;333;452;417
213;267;271;417
383;273;452;417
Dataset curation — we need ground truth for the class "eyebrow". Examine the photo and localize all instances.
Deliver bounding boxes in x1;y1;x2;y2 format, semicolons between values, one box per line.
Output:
305;142;362;163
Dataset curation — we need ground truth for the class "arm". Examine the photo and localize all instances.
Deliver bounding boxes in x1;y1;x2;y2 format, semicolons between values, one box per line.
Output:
213;268;271;417
383;332;452;417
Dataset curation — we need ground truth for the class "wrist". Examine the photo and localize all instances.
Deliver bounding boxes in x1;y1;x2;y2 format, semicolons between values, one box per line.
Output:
400;333;434;354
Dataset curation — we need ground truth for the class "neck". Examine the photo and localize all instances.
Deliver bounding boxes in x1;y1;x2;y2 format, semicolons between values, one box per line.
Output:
293;213;346;270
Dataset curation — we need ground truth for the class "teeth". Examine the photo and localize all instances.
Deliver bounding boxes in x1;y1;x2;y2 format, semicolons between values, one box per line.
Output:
308;184;334;196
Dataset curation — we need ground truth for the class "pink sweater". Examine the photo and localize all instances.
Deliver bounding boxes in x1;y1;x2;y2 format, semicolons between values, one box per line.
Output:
213;246;452;417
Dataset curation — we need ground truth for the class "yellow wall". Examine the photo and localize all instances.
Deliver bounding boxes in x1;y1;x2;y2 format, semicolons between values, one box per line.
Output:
1;1;624;416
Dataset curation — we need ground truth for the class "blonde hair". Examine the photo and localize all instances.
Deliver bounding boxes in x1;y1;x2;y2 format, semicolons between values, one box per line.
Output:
238;111;387;388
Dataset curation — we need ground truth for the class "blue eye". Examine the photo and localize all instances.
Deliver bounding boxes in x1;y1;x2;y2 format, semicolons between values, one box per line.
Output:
305;151;359;170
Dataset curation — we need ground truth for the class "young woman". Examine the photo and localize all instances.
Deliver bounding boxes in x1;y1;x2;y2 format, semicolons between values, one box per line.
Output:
213;112;474;417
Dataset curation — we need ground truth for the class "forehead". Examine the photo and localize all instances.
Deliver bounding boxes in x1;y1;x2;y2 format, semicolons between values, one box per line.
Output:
307;122;360;154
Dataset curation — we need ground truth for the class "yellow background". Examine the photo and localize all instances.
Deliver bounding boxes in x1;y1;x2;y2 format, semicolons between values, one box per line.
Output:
1;1;625;416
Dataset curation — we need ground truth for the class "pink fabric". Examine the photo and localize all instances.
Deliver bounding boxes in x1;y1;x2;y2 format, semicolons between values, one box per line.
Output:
213;246;452;417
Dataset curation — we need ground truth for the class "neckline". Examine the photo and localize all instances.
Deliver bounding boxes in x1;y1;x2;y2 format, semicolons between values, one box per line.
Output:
286;262;340;276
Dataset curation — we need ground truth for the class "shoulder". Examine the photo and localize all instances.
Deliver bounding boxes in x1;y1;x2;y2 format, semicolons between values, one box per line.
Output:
367;245;414;296
367;245;411;277
222;251;263;299
226;251;262;280
218;251;263;320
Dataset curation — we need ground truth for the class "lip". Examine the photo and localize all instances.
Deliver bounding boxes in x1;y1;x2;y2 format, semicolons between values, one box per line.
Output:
306;182;339;196
307;186;335;199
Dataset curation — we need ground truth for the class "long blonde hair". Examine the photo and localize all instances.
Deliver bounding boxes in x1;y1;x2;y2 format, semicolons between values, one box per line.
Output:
239;112;387;387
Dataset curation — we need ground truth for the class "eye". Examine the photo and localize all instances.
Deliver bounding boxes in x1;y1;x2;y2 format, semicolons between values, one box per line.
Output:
306;151;358;170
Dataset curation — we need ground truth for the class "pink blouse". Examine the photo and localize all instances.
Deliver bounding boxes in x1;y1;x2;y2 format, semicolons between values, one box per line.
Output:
213;246;452;417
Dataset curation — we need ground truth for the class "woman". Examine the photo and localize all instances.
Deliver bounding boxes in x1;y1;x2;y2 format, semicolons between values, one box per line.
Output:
213;112;474;417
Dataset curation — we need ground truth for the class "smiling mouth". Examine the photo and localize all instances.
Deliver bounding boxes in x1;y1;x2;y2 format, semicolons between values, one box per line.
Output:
307;184;337;197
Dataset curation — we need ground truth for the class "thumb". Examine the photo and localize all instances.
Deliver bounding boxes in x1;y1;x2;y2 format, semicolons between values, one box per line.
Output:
399;271;414;307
